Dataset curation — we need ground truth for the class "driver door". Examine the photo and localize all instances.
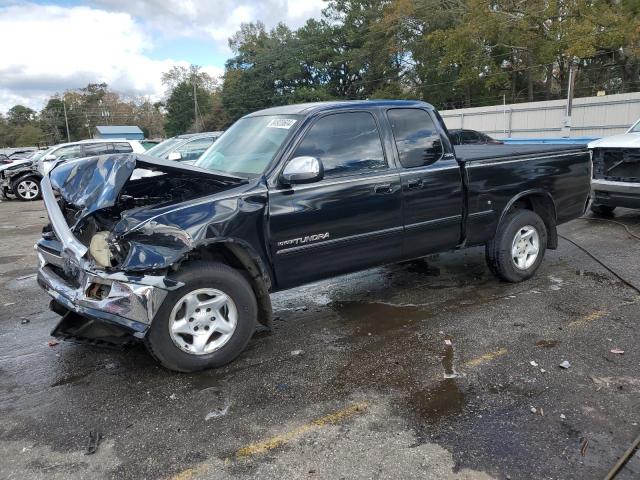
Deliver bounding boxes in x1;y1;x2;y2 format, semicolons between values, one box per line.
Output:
268;111;403;289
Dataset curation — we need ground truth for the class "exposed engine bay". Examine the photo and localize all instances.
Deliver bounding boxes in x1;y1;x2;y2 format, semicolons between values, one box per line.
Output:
592;148;640;183
47;154;247;271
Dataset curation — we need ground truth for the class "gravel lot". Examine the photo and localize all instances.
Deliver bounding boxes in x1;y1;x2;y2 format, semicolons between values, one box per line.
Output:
0;198;638;479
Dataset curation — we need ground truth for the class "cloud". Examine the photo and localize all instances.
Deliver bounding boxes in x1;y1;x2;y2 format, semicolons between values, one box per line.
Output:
92;0;326;51
0;3;224;113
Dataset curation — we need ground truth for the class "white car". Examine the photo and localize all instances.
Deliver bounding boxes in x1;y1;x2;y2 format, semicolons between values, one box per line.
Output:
587;119;640;215
37;139;146;176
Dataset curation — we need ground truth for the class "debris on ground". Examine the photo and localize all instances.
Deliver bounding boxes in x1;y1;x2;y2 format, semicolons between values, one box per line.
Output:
4;302;15;307
20;318;30;324
85;430;102;455
560;414;566;419
290;349;304;356
540;368;546;373
559;360;571;369
444;339;452;346
530;361;539;367
530;407;537;414
169;393;177;400
610;348;625;355
47;340;59;347
276;383;289;392
205;405;230;420
580;437;589;457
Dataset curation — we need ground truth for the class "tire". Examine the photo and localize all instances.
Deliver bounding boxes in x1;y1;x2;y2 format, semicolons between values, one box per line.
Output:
144;261;258;372
485;209;547;283
12;176;42;201
590;203;616;217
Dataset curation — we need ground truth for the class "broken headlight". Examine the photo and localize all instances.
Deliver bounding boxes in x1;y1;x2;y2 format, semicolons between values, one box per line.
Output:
89;231;113;268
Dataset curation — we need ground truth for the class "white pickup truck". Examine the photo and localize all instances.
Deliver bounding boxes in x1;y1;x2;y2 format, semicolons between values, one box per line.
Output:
588;119;640;215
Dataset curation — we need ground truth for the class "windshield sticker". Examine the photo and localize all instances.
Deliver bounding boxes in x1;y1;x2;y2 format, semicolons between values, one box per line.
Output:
267;118;296;129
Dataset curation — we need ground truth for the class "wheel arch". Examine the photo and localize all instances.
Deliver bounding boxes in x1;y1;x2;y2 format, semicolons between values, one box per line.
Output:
499;190;558;249
178;239;273;328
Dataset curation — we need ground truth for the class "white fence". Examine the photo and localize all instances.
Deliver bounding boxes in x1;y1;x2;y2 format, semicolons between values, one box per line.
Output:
439;92;640;139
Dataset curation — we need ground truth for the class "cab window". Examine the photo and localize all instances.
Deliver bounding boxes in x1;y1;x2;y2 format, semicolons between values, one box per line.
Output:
292;112;386;178
387;109;443;168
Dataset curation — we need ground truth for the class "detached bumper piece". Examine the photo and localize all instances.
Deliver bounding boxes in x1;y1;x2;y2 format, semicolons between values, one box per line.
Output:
50;302;138;348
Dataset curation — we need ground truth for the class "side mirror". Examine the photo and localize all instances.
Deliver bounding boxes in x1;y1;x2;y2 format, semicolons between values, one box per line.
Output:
281;156;323;186
167;151;182;161
43;154;57;161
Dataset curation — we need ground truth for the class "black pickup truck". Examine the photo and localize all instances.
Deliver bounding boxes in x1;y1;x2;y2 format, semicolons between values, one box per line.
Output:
36;100;591;372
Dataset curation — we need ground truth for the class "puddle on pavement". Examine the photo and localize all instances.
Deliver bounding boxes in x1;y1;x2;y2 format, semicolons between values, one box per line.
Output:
409;379;467;422
402;260;441;276
409;340;467;422
332;297;468;425
535;339;559;348
333;300;431;336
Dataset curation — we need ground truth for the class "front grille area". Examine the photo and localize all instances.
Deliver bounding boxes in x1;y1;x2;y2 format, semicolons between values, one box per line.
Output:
593;148;640;182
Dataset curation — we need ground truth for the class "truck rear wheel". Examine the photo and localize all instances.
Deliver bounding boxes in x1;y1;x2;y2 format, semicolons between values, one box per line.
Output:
485;209;547;282
144;261;257;372
590;204;616;216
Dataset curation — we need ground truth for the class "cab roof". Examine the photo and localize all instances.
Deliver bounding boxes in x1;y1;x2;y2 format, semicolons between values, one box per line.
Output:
244;99;435;117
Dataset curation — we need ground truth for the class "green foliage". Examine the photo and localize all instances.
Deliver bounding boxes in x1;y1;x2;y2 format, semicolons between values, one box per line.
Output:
164;81;213;136
2;0;638;147
219;0;639;117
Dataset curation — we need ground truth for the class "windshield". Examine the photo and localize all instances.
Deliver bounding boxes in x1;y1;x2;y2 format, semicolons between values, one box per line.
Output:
145;137;184;158
31;147;53;162
195;115;299;177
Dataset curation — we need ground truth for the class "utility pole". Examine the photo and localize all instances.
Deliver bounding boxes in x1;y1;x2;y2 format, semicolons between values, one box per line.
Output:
63;100;71;142
562;61;576;137
193;78;200;132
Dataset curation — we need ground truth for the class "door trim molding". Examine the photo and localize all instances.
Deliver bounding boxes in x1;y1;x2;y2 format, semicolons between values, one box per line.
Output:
276;225;403;255
404;214;462;232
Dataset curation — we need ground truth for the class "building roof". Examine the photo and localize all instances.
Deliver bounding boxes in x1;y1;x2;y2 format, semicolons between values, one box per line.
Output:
95;125;144;134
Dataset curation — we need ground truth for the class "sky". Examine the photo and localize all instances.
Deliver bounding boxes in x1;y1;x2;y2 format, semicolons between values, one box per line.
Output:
0;0;326;114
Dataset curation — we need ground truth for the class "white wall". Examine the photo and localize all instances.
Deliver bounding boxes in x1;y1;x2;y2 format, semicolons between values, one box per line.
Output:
439;92;640;139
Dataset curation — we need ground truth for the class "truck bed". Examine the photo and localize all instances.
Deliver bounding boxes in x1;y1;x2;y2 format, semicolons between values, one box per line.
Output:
454;144;586;162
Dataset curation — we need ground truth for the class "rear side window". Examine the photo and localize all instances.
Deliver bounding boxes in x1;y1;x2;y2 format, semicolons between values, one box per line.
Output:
292;112;386;178
387;109;443;168
83;143;113;156
113;142;133;153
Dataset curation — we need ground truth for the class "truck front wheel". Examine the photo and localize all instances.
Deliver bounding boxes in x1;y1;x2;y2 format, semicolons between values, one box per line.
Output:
13;176;42;201
485;209;547;282
144;261;258;372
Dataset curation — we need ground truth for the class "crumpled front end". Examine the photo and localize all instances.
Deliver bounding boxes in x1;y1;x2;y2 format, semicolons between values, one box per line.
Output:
36;153;250;338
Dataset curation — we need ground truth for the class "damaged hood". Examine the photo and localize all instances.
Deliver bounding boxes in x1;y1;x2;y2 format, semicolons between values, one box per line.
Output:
49;153;246;221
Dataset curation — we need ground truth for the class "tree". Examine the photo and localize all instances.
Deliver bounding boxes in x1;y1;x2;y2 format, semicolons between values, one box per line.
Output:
164;81;212;136
7;105;36;126
14;124;44;146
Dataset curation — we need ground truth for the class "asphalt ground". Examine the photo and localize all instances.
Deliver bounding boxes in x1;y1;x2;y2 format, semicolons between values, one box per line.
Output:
0;198;638;480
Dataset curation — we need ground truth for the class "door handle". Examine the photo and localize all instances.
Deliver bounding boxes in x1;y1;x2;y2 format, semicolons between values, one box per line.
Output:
406;179;424;189
374;183;393;194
